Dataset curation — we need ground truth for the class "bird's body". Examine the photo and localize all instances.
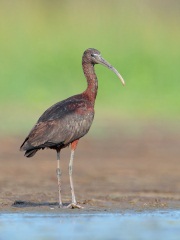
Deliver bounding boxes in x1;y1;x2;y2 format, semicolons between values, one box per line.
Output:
21;94;94;157
20;48;125;208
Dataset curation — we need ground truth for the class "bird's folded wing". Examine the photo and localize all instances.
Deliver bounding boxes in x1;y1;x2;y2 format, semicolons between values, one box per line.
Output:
20;112;94;151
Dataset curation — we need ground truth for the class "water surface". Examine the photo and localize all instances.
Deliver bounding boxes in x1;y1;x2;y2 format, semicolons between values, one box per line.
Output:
0;210;180;240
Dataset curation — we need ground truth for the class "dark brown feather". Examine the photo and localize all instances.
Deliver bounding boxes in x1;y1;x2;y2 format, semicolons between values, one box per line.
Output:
20;95;94;157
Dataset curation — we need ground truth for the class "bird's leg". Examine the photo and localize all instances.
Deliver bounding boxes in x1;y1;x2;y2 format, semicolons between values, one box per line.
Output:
56;149;63;208
67;140;83;209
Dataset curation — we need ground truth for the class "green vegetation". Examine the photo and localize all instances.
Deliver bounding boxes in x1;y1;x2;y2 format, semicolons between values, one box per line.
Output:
0;1;180;135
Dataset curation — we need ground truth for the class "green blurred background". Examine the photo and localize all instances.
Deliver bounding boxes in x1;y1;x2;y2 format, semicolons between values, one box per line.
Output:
0;0;180;136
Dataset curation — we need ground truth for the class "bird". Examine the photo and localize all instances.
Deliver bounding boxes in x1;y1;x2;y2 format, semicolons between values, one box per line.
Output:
20;48;125;209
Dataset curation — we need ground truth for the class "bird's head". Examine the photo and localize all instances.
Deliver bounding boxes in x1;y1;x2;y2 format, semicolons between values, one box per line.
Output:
83;48;125;85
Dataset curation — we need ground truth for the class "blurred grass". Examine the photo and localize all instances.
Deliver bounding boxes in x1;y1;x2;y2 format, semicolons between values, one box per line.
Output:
0;0;180;135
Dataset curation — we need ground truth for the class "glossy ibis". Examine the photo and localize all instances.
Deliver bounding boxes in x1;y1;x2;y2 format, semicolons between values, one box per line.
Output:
20;48;125;209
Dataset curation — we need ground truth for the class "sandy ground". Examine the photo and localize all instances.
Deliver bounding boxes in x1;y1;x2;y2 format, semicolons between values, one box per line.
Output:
0;123;180;213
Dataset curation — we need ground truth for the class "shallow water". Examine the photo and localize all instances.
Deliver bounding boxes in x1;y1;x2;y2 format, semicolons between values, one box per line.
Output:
0;210;180;240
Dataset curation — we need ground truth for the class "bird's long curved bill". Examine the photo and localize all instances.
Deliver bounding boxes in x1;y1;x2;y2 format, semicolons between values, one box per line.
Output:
97;56;125;85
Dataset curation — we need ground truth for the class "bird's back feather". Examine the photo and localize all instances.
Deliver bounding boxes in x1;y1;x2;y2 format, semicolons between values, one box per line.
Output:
20;94;94;157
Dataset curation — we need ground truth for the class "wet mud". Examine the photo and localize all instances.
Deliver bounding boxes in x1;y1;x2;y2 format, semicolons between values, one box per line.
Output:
0;125;180;213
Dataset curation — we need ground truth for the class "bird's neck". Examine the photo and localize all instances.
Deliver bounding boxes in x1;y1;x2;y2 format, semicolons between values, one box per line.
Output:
82;63;98;104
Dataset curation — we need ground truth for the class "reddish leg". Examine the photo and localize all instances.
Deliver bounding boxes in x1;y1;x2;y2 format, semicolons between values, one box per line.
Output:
67;140;83;209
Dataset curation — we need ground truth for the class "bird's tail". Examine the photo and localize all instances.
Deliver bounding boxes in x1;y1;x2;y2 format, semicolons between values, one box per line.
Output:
20;137;38;158
24;149;38;158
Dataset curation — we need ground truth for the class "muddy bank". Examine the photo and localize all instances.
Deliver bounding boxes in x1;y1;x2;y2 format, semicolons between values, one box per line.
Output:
0;126;180;213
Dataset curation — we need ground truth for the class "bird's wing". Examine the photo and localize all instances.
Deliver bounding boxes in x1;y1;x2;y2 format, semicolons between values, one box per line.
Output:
37;96;84;123
21;111;94;151
20;95;94;151
21;120;60;149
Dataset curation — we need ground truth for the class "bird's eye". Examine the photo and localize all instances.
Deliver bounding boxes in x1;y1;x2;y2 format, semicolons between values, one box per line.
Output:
91;54;95;57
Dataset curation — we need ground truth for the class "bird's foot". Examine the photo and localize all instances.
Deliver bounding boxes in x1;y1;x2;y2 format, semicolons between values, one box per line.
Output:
66;202;84;209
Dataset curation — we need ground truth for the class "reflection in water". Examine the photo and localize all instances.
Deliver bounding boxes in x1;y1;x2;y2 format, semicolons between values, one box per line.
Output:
0;211;180;240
